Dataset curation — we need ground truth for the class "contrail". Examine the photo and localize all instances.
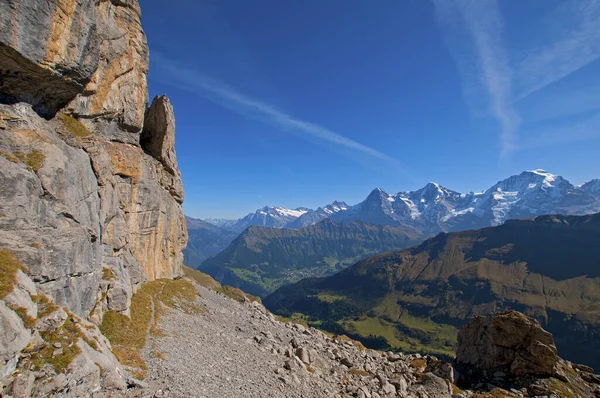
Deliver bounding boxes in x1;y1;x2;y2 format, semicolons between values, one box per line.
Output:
152;54;409;175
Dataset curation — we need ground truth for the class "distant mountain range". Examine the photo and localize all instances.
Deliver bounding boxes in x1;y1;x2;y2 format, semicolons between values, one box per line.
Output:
196;219;423;297
264;212;600;368
203;170;600;235
184;217;239;264
205;203;349;233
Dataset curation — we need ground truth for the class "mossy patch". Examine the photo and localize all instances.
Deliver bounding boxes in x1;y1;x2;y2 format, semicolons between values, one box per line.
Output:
25;150;45;171
0;250;27;299
1;151;20;163
1;150;45;171
57;113;93;137
102;267;116;281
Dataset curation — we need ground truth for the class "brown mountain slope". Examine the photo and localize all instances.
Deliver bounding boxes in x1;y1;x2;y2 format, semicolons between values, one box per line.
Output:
265;213;600;368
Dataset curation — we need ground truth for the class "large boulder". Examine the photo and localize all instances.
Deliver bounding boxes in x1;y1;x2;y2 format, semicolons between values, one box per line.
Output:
456;310;559;378
454;311;600;396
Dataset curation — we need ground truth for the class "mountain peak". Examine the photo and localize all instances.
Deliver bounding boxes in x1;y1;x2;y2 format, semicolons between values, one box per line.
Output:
580;179;600;195
529;168;553;175
331;200;347;206
367;187;388;199
525;168;558;181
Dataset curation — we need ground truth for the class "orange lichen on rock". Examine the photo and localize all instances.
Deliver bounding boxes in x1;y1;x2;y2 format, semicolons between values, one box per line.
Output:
42;0;79;68
104;142;143;182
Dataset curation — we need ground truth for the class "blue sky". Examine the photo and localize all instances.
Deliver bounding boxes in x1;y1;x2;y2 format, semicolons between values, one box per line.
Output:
142;0;600;219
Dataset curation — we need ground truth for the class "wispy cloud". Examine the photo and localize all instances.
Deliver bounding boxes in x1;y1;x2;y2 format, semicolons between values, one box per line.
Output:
151;53;409;175
433;0;600;157
514;0;600;100
433;0;518;157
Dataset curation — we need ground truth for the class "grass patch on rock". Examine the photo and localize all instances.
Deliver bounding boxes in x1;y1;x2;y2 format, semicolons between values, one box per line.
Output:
57;113;93;137
33;317;83;373
9;305;36;328
100;289;151;379
183;266;221;290
102;267;116;281
27;296;100;373
33;294;59;318
0;250;27;299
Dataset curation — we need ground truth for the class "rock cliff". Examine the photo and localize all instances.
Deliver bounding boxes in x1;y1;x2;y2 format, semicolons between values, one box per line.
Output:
0;0;187;394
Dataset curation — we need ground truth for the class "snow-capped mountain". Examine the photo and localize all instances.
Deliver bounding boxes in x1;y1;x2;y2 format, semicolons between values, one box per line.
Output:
332;169;600;234
202;170;600;235
286;201;349;228
228;206;313;232
203;218;239;230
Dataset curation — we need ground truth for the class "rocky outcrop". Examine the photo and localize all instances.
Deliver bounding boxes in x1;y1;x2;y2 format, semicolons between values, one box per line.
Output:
0;0;186;395
454;311;600;397
141;95;180;176
0;0;148;133
0;260;127;396
456;311;560;378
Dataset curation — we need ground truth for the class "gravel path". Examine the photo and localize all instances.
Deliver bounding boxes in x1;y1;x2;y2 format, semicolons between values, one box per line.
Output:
115;279;454;398
127;284;331;397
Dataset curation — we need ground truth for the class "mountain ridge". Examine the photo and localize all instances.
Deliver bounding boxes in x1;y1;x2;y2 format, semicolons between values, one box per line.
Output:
197;218;424;297
184;216;239;264
264;212;600;368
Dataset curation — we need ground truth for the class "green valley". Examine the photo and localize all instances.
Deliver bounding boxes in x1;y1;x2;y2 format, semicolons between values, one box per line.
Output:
197;219;423;297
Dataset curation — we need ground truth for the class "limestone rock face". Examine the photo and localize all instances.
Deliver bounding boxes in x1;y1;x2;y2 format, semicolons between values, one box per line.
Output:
456;310;559;378
0;0;148;132
0;104;103;316
0;0;186;318
0;0;187;394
